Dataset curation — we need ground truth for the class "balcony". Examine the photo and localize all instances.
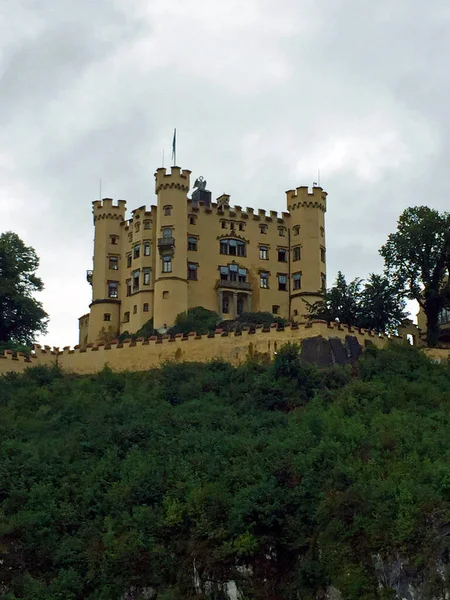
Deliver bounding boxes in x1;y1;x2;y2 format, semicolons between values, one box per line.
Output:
216;279;252;291
86;270;93;285
158;236;175;249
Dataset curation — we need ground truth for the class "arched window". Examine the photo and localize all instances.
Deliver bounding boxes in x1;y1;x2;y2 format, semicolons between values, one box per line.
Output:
219;238;246;257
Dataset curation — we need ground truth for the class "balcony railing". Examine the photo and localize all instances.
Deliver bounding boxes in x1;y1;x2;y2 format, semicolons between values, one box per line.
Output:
86;270;93;285
217;279;252;291
158;236;175;249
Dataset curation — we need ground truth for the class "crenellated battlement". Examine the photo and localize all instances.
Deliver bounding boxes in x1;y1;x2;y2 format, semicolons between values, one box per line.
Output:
92;198;127;223
0;321;413;377
155;167;191;194
286;186;327;212
187;199;290;223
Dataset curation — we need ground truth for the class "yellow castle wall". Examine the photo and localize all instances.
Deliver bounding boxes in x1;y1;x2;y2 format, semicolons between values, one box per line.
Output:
0;347;57;374
3;320;450;378
1;321;413;377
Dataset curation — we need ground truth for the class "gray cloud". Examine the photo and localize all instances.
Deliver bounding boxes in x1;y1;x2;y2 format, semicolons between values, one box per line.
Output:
1;0;448;345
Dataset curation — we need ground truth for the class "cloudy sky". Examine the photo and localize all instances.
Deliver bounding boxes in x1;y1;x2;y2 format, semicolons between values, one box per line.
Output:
1;0;448;347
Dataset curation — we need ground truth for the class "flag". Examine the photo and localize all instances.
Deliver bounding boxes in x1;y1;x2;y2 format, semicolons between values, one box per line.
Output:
171;128;176;164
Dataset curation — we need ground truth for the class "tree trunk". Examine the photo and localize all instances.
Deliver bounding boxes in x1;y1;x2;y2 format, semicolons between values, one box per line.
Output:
425;305;440;348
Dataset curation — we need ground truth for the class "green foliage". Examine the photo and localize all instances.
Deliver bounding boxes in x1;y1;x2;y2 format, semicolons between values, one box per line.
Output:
236;311;288;326
169;306;220;335
1;344;450;598
380;206;450;346
0;231;49;344
118;319;157;343
0;340;32;356
307;271;406;334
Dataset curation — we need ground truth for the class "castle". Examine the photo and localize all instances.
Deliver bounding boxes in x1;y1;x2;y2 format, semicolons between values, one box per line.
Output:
3;163;450;379
79;166;328;345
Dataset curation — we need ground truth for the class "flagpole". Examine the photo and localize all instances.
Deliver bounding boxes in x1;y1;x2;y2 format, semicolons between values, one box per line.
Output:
172;128;177;166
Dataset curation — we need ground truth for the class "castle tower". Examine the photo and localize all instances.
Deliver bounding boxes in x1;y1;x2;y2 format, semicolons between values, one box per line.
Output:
286;186;327;320
153;167;191;329
87;198;126;343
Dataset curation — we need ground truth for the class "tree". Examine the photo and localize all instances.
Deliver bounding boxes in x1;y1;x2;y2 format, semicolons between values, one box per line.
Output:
0;232;48;345
380;206;450;347
358;273;407;334
307;271;362;327
169;306;219;336
307;271;406;334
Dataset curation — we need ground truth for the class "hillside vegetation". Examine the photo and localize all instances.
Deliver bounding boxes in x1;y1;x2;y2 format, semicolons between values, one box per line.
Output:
1;344;450;599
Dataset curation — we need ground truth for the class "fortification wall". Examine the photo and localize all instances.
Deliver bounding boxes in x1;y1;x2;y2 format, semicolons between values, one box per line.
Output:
0;321;401;377
0;346;57;374
1;323;447;378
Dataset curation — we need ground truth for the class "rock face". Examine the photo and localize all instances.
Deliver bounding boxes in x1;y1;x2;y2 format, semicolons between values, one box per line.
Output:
301;335;364;367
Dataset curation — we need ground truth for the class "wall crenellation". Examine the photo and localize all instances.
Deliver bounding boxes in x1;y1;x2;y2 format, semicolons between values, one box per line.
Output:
0;321;410;377
186;200;289;224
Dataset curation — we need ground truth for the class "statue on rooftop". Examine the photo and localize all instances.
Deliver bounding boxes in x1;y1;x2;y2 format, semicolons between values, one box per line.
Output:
193;176;207;191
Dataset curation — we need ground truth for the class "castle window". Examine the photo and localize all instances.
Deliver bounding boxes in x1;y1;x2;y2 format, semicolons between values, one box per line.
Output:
293;226;300;236
278;227;286;237
189;214;197;225
134;244;140;259
259;245;268;260
238;267;247;283
163;227;172;238
124;311;130;323
239;223;245;231
103;313;111;322
260;272;269;289
133;305;137;314
135;222;140;232
143;268;151;285
320;247;326;263
321;273;326;291
219;265;247;283
221;221;227;229
110;235;118;245
188;236;197;251
143;303;149;312
259;224;267;234
293;246;301;261
272;305;279;315
163;291;169;299
108;281;118;298
278;248;287;262
219;239;246;257
188;263;198;280
162;255;172;273
144;242;151;256
293;309;298;316
164;205;172;216
126;278;131;296
222;295;230;314
278;274;287;291
144;220;151;229
132;269;140;292
320;226;324;237
109;256;119;270
127;254;132;268
128;232;133;242
293;272;302;290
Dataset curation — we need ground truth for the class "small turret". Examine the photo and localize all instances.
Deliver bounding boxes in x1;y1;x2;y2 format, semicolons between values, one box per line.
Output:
87;198;127;344
153;167;191;329
287;186;327;320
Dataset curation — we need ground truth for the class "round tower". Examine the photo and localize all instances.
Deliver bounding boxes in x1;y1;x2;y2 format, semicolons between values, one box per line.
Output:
87;198;126;343
287;185;327;320
153;166;191;329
